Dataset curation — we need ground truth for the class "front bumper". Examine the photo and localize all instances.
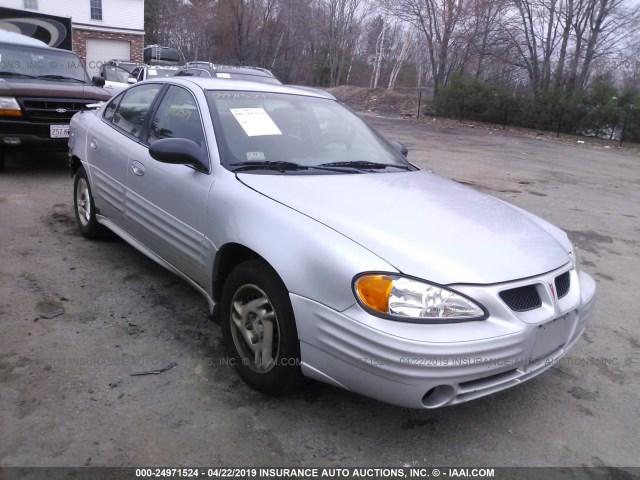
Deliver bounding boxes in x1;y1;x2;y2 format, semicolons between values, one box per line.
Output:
293;267;596;408
0;119;69;150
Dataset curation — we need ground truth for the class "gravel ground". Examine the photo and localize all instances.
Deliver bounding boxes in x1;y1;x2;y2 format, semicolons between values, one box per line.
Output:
0;115;639;470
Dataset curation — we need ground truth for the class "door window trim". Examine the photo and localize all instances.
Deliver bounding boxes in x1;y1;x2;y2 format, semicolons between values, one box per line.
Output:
141;84;211;173
101;82;167;145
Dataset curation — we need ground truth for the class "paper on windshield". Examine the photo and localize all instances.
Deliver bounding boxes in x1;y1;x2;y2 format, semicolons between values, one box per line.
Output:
216;73;231;78
230;108;282;137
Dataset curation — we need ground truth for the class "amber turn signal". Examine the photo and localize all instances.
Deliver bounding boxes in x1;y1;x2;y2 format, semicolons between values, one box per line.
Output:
355;274;393;313
0;109;22;116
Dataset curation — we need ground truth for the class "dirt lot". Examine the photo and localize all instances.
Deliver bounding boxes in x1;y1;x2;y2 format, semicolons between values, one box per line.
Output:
1;115;639;470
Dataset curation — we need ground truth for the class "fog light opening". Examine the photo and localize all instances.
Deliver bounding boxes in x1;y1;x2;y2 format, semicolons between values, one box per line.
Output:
3;137;21;146
422;385;456;408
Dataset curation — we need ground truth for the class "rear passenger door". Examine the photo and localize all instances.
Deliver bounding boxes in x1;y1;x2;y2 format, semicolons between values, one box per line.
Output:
125;85;215;287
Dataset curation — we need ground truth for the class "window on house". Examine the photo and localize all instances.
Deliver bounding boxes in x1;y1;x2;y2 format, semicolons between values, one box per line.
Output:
23;0;38;10
90;0;103;20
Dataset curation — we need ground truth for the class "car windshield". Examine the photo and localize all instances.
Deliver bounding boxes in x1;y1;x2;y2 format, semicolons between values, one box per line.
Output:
114;62;137;73
206;90;412;174
103;65;131;83
147;68;179;78
0;44;89;83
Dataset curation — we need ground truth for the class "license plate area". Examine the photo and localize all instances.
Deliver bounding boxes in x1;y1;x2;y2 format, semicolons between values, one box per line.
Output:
531;314;572;362
50;125;69;138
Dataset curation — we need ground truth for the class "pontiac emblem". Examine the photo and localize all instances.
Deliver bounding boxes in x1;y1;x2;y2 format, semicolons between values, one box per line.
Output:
548;282;556;301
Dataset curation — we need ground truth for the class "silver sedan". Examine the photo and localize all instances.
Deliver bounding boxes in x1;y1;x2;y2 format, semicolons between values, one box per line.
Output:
68;77;596;408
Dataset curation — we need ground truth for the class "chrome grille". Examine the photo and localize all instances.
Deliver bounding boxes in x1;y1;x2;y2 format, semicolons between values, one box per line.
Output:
499;285;542;312
17;97;96;122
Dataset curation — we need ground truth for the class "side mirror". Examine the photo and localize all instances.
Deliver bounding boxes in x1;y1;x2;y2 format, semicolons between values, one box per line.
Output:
391;141;408;157
149;138;208;172
92;75;106;87
127;76;137;84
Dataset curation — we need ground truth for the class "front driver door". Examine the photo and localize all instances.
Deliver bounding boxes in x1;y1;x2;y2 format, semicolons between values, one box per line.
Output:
125;84;215;288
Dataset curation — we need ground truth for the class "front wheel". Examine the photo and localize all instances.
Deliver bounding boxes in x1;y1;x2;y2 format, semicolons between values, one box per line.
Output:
73;166;106;239
220;260;304;395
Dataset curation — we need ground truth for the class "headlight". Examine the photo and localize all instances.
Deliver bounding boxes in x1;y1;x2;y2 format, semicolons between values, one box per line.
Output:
0;96;23;116
353;273;487;322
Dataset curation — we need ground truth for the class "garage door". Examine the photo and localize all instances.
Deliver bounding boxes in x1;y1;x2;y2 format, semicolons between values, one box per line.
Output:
85;39;130;76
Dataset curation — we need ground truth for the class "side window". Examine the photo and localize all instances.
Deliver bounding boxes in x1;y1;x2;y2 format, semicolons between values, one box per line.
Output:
148;86;205;147
103;92;124;121
111;83;163;137
137;69;145;82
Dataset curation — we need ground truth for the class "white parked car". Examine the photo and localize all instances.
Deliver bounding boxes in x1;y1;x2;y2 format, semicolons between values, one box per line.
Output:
127;65;181;83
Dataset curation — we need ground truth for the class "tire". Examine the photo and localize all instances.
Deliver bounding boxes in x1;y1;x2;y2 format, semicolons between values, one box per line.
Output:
220;260;304;395
73;166;106;239
0;151;5;172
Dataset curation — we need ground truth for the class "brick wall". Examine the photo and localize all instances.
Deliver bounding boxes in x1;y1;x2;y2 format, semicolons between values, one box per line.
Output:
72;28;144;64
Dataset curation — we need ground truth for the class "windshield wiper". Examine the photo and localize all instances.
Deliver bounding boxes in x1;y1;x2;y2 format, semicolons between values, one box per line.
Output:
230;161;304;172
37;75;86;83
230;161;361;174
319;161;411;171
0;71;37;78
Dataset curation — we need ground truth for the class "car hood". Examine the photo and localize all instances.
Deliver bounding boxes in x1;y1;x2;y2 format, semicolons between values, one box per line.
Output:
238;170;571;285
0;78;111;100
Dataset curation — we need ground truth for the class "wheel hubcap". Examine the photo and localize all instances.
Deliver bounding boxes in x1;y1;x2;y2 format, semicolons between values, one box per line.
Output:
230;284;279;373
76;178;91;227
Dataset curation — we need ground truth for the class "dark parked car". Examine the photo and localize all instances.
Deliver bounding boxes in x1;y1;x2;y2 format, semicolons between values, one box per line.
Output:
0;31;110;170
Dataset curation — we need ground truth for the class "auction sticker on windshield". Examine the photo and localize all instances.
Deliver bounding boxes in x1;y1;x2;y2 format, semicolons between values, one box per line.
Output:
230;108;282;137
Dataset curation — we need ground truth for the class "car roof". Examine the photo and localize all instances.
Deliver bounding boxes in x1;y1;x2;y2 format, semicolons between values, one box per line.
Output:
151;76;334;100
181;65;277;78
146;65;182;70
0;30;49;47
0;31;81;56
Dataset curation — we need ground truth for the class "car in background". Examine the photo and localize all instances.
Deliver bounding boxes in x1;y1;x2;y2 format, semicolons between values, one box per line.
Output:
185;61;215;69
178;63;336;99
176;65;282;85
68;76;595;409
128;65;181;84
103;59;138;73
0;30;110;171
100;63;134;94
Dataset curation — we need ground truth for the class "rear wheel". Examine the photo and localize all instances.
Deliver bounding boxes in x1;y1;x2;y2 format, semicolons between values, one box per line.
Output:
0;151;5;172
73;166;106;239
220;260;304;395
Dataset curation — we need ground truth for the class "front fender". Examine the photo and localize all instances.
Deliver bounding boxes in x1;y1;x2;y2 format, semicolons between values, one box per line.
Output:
207;171;397;311
69;110;100;166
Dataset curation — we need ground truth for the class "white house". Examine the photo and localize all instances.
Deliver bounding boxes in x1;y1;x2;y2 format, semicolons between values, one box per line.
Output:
0;0;144;74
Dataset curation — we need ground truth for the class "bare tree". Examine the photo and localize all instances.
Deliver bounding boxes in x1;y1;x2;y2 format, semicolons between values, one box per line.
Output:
388;29;416;89
370;14;388;87
318;0;368;86
394;0;471;96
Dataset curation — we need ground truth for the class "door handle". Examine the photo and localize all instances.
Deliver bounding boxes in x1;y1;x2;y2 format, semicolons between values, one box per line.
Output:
131;160;145;176
89;137;98;149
